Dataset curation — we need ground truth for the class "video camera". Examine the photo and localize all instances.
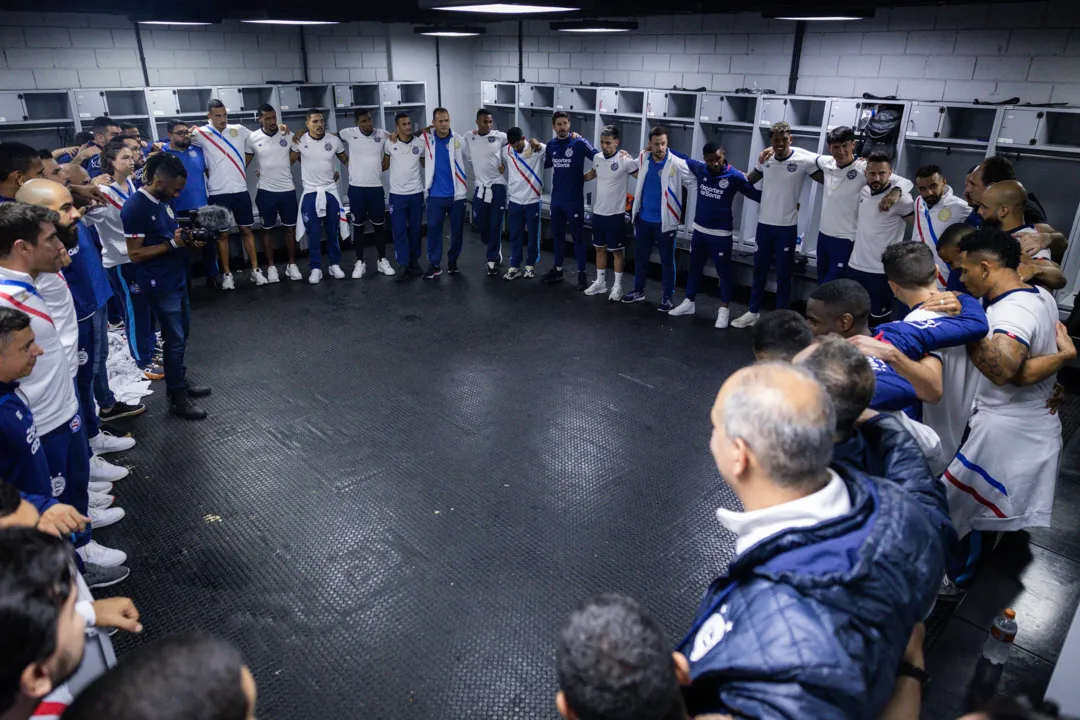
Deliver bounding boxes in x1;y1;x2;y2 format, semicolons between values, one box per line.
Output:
177;205;235;244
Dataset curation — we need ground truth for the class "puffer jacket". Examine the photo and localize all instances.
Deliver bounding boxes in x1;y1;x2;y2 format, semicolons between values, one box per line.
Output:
676;463;949;720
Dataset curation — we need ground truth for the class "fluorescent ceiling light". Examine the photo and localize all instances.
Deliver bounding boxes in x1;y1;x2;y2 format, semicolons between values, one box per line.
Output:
435;4;579;13
551;20;638;32
137;20;214;25
774;16;863;20
415;26;486;35
241;19;340;25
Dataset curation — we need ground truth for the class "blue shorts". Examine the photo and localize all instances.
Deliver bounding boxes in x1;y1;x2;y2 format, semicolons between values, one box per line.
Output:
348;185;387;226
591;213;626;250
207;191;255;228
255;189;298;228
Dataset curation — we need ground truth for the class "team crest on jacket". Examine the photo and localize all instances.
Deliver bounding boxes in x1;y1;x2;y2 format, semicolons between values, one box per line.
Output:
846;169;858;180
488;136;497;143
69;414;81;432
938;207;953;222
77;350;88;366
610;161;619;171
279;138;288;147
689;605;734;662
229;128;238;137
51;473;66;497
787;162;798;172
324;142;333;152
719;178;729;189
412;146;420;155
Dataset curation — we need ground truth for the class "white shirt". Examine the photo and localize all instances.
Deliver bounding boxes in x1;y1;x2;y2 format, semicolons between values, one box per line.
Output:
339;127;388;188
37;273;78;379
592;152;639;217
848;180;916;274
716;469;851;556
754;146;818;227
88;178;138;268
294;132;344;192
0;268;79;434
463;130;508;188
385;137;425;195
504;144;546;206
816;156;867;240
913;186;970;288
189;123;251;195
977;286;1060;409
1011;225;1052;261
245;129;296;193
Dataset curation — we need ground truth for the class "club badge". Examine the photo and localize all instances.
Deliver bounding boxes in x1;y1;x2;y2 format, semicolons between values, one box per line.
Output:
229;128;238;138
69;414;81;432
166;206;175;219
324;142;333;152
787;162;798;173
412;146;420;155
488;136;497;143
610;161;619;171
566;147;573;158
938;207;953;222
280;138;288;147
718;178;729;189
847;169;858;180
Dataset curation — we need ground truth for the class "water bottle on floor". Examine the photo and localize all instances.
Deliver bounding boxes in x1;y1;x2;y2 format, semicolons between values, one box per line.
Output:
982;608;1017;665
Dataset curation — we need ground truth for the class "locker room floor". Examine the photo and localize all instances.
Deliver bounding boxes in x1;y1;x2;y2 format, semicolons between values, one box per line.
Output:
91;230;1080;720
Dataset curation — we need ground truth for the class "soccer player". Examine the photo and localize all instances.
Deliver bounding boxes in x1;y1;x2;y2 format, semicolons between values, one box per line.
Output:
542;111;599;289
383;112;425;282
965;156;1067;259
80;117;121;179
845;153;915;325
338;110;394;279
977;180;1066;290
751;309;814;361
0;142;44;202
623;126;696;310
502;128;545;280
290;109;348;284
667;142;761;328
188;99;266;290
417;108;466;279
465;109;509;276
581;125;637;301
161;120;217;288
731;121;818;328
245;104;300;282
911;164;970;289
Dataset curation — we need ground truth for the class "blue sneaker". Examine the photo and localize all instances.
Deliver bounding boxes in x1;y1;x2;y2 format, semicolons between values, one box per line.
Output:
657;297;673;312
621;290;646;304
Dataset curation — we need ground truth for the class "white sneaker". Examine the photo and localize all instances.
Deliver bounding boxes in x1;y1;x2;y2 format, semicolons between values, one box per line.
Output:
266;266;280;283
668;298;696;317
583;278;608;296
89;455;129;482
608;282;623;302
222;273;236;291
77;539;127;568
715;307;731;329
285;264;303;281
252;268;268;286
329;264;345;279
89;480;114;493
89;491;114;509
352;261;366;279
309;268;323;284
377;258;395;276
89;505;125;529
89;430;135;455
730;311;760;329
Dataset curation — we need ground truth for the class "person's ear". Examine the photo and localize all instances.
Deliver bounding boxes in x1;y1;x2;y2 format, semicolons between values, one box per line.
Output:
730;437;749;479
839;312;854;334
673;652;691;687
21;661;54;701
555;690;575;720
886;279;900;297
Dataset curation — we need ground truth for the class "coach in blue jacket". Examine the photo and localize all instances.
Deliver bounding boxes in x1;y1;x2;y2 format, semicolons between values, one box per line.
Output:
676;362;948;720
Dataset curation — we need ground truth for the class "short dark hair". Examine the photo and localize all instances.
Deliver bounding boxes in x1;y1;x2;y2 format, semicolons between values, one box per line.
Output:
866;151;891;166
0;308;31;353
304;107;324;121
0;480;22;518
702;141;722;156
394;111;412;125
915;164;943;180
74;130;93;145
0;203;59;258
556;594;682;720
207;99;226;113
257;104;275;116
0;527;76;716
599;124;620;140
432;107;449;120
63;633;249;720
752;309;814;361
143;152;187;185
648;125;668;140
37;148;53;161
810;279;871;327
959;228;1022;271
552;110;569;124
882;241;937;289
980;155;1015;185
826;126;854;144
166;119;189;134
0;142;40;182
354;109;371;121
507;126;524;144
797;334;876;436
476;108;492;120
91;116;118;134
118;121;135;132
938;221;975;251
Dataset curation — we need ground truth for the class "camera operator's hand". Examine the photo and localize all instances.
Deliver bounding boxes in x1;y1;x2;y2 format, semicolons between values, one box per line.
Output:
171;228;188;249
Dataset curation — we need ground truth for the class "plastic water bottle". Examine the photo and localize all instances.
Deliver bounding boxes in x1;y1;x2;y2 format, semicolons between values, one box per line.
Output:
981;608;1018;665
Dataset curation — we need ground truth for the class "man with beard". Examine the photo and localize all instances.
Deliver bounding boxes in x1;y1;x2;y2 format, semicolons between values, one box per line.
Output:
290;108;349;285
0;143;44;204
911;164;970;289
542;111;598;289
245;104;299;283
161;120;216;287
338;109;394;279
977;180;1066;291
580;125;637;301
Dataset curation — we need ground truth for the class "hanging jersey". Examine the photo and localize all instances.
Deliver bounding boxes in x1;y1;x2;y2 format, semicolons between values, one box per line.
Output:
245;129;296;193
592;153;639;216
977;286;1059;409
90;178;138;268
189;123;251;195
849;180;915;274
385;137;425;195
913;187;970;288
339;127;388;188
295;133;344;192
505;144;545;206
753;146;818;226
464;130;508;188
545;136;598;205
816;157;867;240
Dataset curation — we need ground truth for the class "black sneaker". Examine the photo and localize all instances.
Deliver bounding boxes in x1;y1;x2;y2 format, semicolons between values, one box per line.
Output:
396;265;413;282
447;262;461;275
424;264;442;280
486;262;499;277
540;268;564;284
99;401;146;423
577;271;588;291
206;275;222;291
168;390;207;420
186;384;212;399
409;260;424;275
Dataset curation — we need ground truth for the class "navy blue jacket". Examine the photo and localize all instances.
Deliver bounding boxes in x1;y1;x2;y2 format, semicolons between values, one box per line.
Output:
0;380;56;514
676;463;949;720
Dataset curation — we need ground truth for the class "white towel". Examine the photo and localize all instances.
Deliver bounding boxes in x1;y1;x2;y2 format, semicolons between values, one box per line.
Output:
295;185;350;249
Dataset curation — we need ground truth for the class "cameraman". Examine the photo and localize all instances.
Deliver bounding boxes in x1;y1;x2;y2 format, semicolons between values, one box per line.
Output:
120;154;211;420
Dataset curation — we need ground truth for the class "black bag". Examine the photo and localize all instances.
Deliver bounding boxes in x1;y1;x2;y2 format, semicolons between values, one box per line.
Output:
856;106;903;162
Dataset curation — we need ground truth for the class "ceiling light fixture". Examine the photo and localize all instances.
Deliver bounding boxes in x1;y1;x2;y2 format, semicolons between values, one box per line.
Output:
435;3;580;14
137;20;215;25
766;9;873;21
774;15;863;20
415;26;486;36
551;20;638;32
240;19;340;25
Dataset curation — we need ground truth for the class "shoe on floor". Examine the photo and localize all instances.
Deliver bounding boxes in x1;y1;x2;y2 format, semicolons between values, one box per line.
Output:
938;575;967;601
89;430;135;455
168;390;207;420
730;311;760;329
77;540;127;568
657;297;673;312
90;505;125;529
486;261;499;277
540;268;564;284
222;273;236;291
621;290;646;304
608;283;623;302
715;307;731;329
309;268;323;285
84;563;130;589
107;320;125;332
377;258;395;275
285;263;303;281
584;278;608;296
504;267;521;280
142;363;165;381
329;264;345;279
424;264;442;280
252;268;268;286
89;480;114;493
89;491;115;510
206;275;222;291
523;266;535;279
352;261;366;279
99;401;145;423
266;265;280;283
396;265;413;282
669;299;696;317
577;271;588;291
90;455;129;482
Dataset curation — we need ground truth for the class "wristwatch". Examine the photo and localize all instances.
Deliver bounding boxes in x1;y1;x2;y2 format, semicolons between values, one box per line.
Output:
897;661;930;687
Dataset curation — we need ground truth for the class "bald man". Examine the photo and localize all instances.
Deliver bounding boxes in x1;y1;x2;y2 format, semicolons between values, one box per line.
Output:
978;180;1066;290
675;362;947;720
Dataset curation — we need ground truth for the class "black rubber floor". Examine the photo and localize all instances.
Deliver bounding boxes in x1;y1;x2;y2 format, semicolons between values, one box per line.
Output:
96;233;751;719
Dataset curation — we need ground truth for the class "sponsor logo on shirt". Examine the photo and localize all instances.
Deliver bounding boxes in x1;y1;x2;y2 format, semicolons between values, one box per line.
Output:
847;169;858;180
24;423;40;454
787;162;798;172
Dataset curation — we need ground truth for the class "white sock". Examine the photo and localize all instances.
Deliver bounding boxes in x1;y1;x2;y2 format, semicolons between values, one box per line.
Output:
596;269;605;282
614;271;623;284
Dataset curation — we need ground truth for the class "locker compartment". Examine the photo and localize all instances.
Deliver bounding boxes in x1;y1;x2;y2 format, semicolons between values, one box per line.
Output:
73;90;107;120
906;102;944;139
